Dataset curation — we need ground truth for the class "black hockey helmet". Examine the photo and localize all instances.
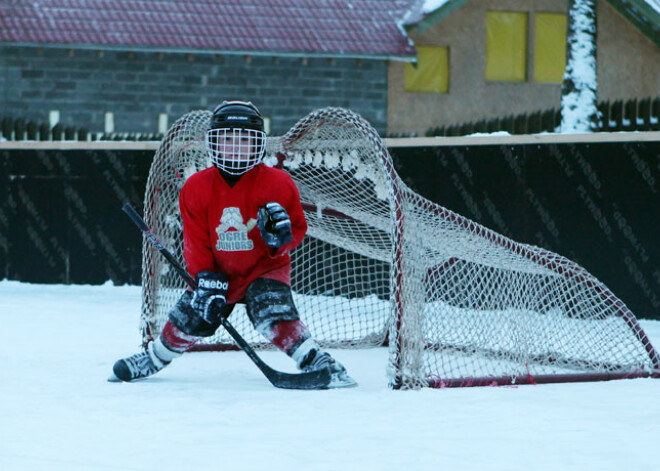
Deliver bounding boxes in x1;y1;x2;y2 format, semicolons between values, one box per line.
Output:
209;100;264;132
206;100;267;175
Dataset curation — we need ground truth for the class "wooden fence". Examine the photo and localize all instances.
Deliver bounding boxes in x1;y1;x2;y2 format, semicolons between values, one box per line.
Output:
3;96;660;141
0;116;163;142
423;96;660;137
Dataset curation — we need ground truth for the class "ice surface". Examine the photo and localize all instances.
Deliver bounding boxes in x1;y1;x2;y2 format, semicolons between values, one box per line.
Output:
0;280;658;471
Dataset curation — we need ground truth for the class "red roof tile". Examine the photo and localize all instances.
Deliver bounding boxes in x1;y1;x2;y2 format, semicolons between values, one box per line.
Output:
0;0;416;60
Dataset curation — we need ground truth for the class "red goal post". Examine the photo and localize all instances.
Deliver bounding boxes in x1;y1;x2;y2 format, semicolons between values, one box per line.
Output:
139;107;660;389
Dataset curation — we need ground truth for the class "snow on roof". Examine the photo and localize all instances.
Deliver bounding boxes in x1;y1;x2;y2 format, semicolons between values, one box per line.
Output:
403;0;660;48
411;0;660;19
0;0;417;60
422;0;452;13
647;0;660;14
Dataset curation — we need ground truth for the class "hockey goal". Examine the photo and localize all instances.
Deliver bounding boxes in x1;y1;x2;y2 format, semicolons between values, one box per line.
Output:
139;107;660;389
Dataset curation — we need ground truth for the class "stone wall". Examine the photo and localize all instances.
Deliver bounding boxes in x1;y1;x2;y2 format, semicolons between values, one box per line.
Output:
0;46;389;135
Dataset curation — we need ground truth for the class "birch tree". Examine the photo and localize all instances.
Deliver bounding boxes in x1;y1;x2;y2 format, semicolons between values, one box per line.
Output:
560;0;599;133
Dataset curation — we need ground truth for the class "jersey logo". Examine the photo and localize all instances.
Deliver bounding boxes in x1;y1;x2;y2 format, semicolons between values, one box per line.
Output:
216;207;257;251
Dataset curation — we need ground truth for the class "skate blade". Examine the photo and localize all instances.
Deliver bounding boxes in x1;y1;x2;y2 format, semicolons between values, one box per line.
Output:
326;373;358;389
107;372;122;383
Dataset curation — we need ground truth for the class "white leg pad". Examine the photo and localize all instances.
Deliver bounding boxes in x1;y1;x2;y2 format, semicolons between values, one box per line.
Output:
291;338;320;369
150;337;182;365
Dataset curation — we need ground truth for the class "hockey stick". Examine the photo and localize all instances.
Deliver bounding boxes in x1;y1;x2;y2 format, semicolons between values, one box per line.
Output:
122;203;331;390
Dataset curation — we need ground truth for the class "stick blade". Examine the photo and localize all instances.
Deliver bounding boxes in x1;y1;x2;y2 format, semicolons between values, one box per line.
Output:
266;368;333;390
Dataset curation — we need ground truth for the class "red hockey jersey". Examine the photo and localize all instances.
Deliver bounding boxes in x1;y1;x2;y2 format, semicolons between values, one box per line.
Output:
179;164;307;303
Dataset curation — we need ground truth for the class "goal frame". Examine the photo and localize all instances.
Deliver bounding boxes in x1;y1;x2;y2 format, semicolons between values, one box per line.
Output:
139;107;660;389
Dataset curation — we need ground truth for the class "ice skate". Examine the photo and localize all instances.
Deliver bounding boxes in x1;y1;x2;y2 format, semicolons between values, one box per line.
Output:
301;349;357;389
108;342;170;382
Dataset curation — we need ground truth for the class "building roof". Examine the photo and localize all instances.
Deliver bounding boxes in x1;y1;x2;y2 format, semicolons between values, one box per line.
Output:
404;0;660;48
0;0;417;61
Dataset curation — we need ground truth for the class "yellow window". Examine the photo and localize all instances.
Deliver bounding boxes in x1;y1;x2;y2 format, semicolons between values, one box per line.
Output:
405;46;449;93
534;13;567;83
486;11;528;82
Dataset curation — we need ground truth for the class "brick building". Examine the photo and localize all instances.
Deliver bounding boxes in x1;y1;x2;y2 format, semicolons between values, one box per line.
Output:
1;0;659;137
0;0;415;136
390;0;660;135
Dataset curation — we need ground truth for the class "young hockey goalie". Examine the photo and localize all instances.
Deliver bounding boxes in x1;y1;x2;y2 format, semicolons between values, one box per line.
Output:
110;101;356;388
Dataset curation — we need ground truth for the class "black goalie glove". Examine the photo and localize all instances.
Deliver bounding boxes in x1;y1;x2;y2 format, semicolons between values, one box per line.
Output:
257;202;293;248
191;271;229;324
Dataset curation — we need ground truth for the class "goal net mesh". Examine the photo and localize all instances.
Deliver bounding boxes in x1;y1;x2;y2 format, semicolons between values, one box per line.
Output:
140;107;659;389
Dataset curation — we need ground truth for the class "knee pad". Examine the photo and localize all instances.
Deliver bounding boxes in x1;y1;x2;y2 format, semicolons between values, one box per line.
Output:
245;278;300;334
168;291;234;337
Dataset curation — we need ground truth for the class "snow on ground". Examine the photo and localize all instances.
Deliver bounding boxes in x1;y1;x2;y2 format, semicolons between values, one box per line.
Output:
1;280;659;471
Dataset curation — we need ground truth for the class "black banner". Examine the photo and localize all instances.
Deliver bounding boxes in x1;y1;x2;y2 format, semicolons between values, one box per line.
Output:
1;139;659;320
391;140;660;320
0;148;151;285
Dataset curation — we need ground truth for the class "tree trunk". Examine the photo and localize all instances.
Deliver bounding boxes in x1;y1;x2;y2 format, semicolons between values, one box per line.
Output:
560;0;599;133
